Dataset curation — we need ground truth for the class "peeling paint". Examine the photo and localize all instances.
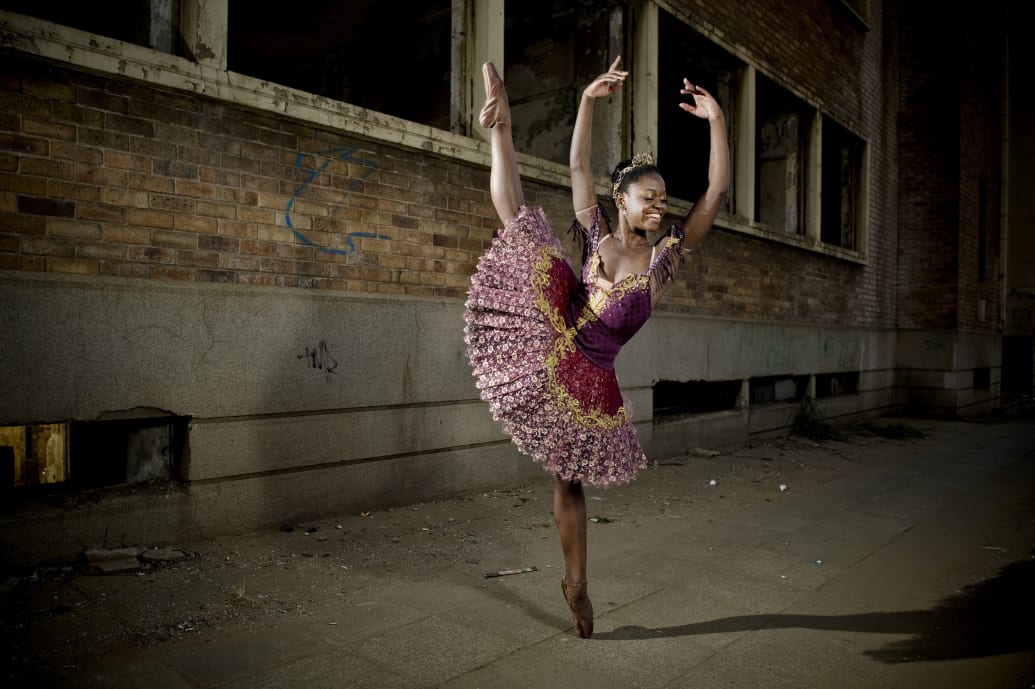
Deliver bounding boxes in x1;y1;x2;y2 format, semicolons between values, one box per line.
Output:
196;41;215;61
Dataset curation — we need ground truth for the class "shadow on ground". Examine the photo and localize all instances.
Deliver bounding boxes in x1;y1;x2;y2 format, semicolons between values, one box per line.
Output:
597;557;1035;663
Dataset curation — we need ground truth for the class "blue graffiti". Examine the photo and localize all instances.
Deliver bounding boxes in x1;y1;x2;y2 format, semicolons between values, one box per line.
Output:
286;146;390;255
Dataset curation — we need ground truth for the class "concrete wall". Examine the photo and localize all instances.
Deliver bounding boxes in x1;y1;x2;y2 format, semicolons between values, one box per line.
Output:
896;329;1003;416
0;1;1015;566
2;268;897;564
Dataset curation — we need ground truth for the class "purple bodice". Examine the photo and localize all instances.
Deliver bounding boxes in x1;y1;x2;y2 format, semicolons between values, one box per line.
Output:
565;207;683;370
565;261;651;370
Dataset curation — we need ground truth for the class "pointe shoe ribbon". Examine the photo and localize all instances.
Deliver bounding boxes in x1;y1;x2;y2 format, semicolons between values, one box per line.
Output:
561;576;594;639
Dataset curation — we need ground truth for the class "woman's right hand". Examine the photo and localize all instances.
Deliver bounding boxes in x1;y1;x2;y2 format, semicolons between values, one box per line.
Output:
582;56;628;100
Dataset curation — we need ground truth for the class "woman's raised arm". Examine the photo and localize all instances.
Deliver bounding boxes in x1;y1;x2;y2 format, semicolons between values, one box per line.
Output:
677;80;730;249
570;56;628;223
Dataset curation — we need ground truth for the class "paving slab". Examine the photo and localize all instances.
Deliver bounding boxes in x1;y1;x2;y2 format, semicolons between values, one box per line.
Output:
2;412;1033;689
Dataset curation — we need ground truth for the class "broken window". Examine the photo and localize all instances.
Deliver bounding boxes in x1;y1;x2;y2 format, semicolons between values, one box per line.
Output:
815;371;860;398
820;118;865;249
756;74;812;235
653;379;741;417
749;375;809;405
0;417;186;491
0;0;180;53
504;0;627;167
658;9;740;206
228;0;452;130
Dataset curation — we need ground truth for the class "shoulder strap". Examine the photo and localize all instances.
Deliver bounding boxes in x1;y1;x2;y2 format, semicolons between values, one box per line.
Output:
648;224;687;294
568;204;611;266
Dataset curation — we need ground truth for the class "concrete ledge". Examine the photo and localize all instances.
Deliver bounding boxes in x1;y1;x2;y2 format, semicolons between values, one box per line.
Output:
0;441;539;568
647;410;750;459
186;402;504;481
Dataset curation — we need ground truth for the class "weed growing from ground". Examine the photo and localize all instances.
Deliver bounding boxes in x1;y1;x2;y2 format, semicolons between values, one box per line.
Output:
790;397;842;441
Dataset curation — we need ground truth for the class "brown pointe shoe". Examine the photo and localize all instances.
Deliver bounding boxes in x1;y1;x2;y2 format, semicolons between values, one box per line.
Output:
561;576;594;639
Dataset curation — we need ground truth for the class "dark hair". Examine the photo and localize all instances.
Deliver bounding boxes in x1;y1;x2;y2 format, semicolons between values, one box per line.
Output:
610;159;661;199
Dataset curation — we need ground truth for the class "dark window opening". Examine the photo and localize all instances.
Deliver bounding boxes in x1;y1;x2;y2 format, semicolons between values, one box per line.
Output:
0;417;187;492
229;0;452;130
505;0;626;166
0;0;178;53
653;379;741;417
820;118;863;248
750;375;809;405
978;178;988;281
755;74;811;235
658;9;741;207
1002;336;1033;397
831;0;870;28
973;367;990;390
815;371;860;398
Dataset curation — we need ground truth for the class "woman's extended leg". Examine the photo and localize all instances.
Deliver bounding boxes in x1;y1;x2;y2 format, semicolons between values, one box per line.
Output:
480;62;523;224
553;474;593;638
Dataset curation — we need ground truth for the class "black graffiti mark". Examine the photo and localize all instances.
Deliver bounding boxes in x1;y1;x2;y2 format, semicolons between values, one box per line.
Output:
297;341;339;382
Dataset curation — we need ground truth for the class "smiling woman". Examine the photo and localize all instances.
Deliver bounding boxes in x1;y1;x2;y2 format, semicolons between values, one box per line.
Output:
463;57;729;639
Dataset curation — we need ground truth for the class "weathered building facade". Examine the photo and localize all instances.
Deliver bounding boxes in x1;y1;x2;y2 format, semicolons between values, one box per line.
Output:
0;0;1024;565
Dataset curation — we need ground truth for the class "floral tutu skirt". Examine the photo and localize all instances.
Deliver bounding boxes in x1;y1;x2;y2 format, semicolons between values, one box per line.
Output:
463;205;647;487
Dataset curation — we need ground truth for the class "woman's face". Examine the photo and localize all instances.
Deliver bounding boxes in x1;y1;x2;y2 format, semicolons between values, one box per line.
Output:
619;172;668;231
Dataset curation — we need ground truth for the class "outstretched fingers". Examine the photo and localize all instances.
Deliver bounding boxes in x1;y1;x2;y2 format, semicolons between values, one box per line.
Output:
583;55;628;99
678;79;719;119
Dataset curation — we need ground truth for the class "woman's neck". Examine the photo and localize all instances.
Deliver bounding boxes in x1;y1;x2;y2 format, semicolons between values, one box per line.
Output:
614;221;648;244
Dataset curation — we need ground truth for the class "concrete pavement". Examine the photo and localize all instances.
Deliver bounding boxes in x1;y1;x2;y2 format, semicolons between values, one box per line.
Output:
3;410;1034;688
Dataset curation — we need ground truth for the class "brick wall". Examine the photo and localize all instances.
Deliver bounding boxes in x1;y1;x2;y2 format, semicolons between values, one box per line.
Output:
895;3;961;329
0;54;510;299
957;10;1004;332
0;2;905;332
660;0;899;328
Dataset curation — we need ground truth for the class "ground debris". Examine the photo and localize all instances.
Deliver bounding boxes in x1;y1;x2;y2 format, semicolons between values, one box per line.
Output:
141;547;187;563
484;566;538;578
83;547;142;574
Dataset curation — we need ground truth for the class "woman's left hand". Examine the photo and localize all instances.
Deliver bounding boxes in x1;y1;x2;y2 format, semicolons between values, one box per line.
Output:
679;79;723;121
583;56;629;100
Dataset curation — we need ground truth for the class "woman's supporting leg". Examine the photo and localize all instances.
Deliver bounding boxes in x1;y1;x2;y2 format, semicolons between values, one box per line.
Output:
554;474;593;638
480;62;523;224
553;474;587;580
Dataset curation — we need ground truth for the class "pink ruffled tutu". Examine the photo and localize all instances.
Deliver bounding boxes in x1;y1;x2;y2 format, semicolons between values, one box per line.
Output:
463;205;650;487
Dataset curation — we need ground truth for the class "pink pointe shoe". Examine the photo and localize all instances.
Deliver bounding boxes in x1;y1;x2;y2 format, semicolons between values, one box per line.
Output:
479;62;511;129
